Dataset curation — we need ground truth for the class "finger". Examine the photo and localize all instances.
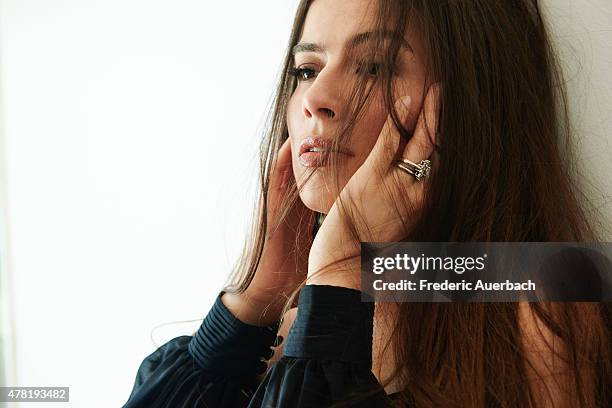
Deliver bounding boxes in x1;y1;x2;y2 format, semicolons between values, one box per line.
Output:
401;83;440;171
363;95;413;174
276;138;292;168
424;82;441;148
271;138;294;189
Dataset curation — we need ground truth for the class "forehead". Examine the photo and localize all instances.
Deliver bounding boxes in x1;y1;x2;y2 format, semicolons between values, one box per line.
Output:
301;0;378;47
298;0;422;58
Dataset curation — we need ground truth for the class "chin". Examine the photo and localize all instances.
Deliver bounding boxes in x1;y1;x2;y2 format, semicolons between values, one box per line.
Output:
298;189;334;214
296;171;348;215
293;166;353;214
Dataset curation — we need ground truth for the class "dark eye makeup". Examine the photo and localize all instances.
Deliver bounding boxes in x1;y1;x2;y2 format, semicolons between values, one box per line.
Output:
288;61;394;82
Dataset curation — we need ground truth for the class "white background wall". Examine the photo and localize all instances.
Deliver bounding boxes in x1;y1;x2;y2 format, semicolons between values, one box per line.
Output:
0;1;300;407
0;1;610;407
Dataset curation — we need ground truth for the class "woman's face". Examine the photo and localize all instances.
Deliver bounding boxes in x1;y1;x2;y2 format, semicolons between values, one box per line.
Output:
287;0;429;214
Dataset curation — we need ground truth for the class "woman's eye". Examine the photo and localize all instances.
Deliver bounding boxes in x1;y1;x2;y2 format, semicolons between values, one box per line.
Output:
288;61;390;82
288;66;317;82
356;61;385;77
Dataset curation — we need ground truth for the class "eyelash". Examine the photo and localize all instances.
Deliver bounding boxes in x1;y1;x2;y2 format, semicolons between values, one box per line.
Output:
288;61;391;82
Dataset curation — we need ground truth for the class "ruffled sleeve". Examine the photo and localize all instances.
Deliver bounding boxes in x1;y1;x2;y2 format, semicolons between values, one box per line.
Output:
248;284;394;407
122;291;281;408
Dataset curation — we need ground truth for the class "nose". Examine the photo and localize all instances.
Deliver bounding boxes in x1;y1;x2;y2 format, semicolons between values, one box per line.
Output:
301;69;343;122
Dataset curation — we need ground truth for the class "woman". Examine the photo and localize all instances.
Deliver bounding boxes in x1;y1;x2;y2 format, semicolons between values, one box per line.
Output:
122;0;612;407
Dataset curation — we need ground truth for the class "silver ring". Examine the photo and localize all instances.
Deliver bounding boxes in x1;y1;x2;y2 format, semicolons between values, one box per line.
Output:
394;158;431;181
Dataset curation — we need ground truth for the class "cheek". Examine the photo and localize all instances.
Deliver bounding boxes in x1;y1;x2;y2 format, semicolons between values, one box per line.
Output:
353;108;389;157
351;96;423;162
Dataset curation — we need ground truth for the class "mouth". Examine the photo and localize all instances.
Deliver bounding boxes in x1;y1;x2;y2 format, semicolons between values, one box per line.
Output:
298;137;353;167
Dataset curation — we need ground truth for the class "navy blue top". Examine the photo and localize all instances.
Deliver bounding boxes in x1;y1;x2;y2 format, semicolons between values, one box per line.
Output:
122;284;402;407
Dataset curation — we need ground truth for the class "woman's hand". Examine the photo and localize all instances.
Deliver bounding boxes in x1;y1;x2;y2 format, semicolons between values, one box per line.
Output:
307;84;441;290
223;138;314;326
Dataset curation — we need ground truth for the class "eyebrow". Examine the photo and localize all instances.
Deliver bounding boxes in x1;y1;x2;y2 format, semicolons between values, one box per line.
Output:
291;29;414;56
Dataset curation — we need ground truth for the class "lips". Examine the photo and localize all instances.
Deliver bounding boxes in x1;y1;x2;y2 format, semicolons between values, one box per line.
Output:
298;136;353;167
298;137;353;155
299;137;331;156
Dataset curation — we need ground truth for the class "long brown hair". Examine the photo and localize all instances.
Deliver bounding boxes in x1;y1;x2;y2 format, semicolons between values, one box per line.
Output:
224;0;612;406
